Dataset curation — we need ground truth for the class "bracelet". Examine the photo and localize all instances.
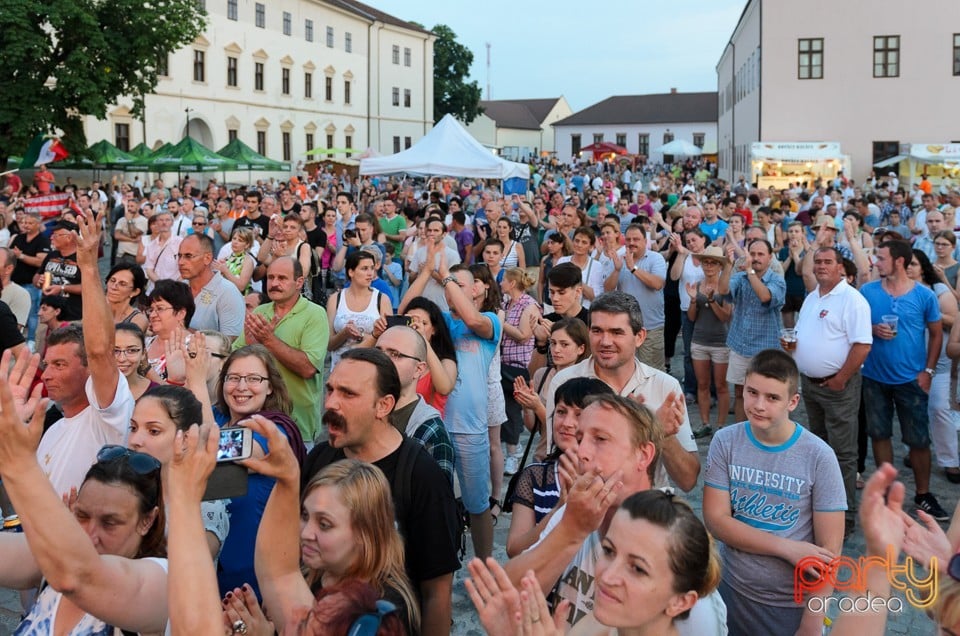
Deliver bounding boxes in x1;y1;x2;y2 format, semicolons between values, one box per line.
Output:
440;275;457;287
266;235;274;240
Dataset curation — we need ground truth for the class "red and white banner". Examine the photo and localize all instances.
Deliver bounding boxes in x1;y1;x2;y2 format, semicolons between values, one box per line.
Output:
23;193;72;219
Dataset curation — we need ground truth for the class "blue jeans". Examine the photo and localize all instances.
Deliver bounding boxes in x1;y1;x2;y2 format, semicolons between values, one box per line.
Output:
25;284;41;342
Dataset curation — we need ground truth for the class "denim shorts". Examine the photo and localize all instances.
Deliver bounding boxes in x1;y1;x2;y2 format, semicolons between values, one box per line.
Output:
862;376;931;449
450;432;492;514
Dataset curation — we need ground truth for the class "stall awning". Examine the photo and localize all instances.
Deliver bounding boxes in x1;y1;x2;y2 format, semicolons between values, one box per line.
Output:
874;155;908;168
909;144;960;164
750;141;842;162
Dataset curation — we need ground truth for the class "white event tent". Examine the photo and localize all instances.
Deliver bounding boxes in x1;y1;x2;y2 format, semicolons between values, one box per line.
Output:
360;114;530;181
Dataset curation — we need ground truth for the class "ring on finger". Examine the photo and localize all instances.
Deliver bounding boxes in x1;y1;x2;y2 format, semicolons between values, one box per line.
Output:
232;620;248;634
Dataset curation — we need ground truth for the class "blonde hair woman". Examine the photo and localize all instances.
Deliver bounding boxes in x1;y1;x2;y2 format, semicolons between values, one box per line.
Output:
213;226;256;294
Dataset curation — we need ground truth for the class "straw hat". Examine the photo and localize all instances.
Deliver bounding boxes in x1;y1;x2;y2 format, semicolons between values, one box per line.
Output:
695;245;729;265
812;216;838;231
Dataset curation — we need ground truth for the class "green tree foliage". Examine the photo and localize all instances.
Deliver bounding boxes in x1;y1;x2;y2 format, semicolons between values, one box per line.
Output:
0;0;207;164
430;24;483;124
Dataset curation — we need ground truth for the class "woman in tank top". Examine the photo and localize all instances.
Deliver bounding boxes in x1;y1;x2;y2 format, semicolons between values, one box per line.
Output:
326;250;392;368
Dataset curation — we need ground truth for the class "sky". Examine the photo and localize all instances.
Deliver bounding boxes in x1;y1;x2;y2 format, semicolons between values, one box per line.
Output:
372;0;747;112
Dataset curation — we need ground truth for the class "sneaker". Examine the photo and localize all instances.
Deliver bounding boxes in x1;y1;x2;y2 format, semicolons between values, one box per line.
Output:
693;426;714;439
915;493;950;522
684;393;696;405
504;455;519;476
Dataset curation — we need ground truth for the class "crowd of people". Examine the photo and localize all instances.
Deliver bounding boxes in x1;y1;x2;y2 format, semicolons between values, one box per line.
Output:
0;157;958;635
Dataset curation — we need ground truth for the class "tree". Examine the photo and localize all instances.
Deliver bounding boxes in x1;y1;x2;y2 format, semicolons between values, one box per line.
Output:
0;0;207;166
430;24;483;124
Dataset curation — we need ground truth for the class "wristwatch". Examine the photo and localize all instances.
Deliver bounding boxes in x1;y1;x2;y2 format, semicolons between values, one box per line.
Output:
440;275;458;287
747;268;756;276
924;367;937;377
630;264;639;274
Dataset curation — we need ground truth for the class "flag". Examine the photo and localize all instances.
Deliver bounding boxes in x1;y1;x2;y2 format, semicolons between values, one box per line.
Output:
20;135;69;169
23;193;72;219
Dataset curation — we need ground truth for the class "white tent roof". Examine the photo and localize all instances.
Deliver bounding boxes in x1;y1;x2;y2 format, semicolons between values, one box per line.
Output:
360;114;529;180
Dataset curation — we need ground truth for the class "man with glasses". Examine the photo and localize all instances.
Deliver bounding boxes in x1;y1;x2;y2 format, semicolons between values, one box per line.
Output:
377;325;455;485
35;220;83;320
177;234;243;341
234;257;328;443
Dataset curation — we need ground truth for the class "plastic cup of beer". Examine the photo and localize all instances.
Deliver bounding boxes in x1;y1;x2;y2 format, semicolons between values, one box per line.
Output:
882;314;899;337
780;328;797;352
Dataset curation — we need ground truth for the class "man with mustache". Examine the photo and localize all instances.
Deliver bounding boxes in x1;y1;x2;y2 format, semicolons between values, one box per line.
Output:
234;256;328;444
301;347;461;635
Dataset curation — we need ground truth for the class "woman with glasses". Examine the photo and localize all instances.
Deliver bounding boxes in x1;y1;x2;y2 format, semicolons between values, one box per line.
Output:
114;324;158;401
930;229;960;292
104;262;149;332
0;353;171;635
144;279;195;383
214;344;306;599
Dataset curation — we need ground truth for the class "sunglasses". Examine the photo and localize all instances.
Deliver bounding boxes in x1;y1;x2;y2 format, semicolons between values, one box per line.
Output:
346;600;398;636
97;445;161;476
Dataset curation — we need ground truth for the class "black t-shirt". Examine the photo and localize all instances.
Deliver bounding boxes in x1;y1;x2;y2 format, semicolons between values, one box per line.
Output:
10;232;51;285
304;226;327;251
0;301;25;351
544;306;590;327
234;214;271;240
39;250;82;320
302;439;461;585
280;202;302;215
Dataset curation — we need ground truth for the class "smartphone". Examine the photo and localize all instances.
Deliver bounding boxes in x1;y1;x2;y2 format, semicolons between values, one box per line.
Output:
386;315;412;328
218;427;253;462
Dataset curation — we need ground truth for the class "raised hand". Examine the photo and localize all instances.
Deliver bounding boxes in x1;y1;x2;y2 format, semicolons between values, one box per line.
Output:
684;281;698;300
465;557;522;636
560;467;623;539
859;463;907;558
518;572;567;635
237;415;299;485
167;422;219;505
513;376;541;410
163;328;190;383
74;211;103;264
0;349;48;473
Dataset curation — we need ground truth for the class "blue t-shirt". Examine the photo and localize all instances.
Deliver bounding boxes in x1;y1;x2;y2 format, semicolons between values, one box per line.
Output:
443;311;501;434
860;281;941;385
700;219;729;243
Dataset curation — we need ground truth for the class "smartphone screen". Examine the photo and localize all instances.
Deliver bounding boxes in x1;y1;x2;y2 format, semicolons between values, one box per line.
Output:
218;427;253;462
386;315;412;328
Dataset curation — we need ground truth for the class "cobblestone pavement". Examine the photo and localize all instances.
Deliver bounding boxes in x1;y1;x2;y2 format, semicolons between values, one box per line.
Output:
0;258;944;634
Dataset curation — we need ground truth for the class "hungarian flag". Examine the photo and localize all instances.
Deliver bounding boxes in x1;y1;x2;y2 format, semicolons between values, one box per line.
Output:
23;192;73;219
19;135;69;169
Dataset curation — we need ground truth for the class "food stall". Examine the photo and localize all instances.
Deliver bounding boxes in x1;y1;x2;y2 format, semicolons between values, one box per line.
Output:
751;142;850;190
901;144;960;190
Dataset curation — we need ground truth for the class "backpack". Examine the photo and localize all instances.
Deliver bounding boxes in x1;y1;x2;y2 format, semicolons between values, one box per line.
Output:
308;439;468;560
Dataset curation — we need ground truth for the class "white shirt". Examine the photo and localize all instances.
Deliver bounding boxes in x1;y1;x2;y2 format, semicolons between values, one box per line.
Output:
793;279;873;378
556;255;605;309
545;357;697;490
37;373;134;497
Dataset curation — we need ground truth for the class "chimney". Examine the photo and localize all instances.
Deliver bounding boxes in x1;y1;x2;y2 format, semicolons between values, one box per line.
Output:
670;88;678;94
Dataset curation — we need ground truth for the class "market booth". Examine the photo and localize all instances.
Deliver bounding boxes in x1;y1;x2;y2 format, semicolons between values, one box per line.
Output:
751;142;850;190
896;144;960;189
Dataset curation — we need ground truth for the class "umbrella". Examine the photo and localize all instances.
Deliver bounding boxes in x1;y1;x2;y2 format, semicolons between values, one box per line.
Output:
150;137;238;173
217;138;291;171
578;141;628;156
654;139;703;157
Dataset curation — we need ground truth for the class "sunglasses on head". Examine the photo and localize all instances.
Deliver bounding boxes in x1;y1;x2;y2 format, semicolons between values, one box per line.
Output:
96;445;161;475
346;600;398;636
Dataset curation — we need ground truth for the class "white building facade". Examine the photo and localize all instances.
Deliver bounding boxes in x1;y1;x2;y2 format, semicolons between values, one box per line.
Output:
551;92;717;164
82;0;434;169
717;0;960;185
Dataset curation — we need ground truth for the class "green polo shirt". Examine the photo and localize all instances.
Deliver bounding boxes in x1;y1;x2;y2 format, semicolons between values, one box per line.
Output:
234;296;329;441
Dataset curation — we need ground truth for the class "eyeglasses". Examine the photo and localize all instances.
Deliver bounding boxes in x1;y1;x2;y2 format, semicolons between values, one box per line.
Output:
97;445;161;476
192;221;208;226
208;350;227;359
224;373;267;386
106;277;133;289
175;253;200;260
376;347;423;363
114;347;143;359
346;600;399;636
146;305;174;317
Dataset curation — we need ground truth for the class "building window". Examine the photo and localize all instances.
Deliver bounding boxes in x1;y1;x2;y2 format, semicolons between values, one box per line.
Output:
282;132;291;161
798;38;823;79
392;87;399;106
663;132;674;144
281;68;290;95
255;3;264;28
403;89;411;108
392;45;400;64
872;140;900;170
305;19;313;42
114;124;130;152
873;35;900;78
693;133;705;148
257;131;266;155
283;12;291;36
227;0;237;21
254;62;264;91
193;50;205;82
345;32;352;52
158;54;169;77
615;133;626;147
344;80;351;104
404;47;411;67
326;26;334;48
593;134;603;144
571;134;581;156
306;133;314;152
404;136;412;149
325;76;333;101
228;129;238;142
954;34;960;75
345;135;352;157
637;134;649;157
304;72;312;98
393;136;401;153
227;56;238;87
326;134;334;149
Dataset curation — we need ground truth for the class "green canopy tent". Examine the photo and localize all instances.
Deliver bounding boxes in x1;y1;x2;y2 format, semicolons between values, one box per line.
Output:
150;137;238;174
84;140;139;170
217;138;291;171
